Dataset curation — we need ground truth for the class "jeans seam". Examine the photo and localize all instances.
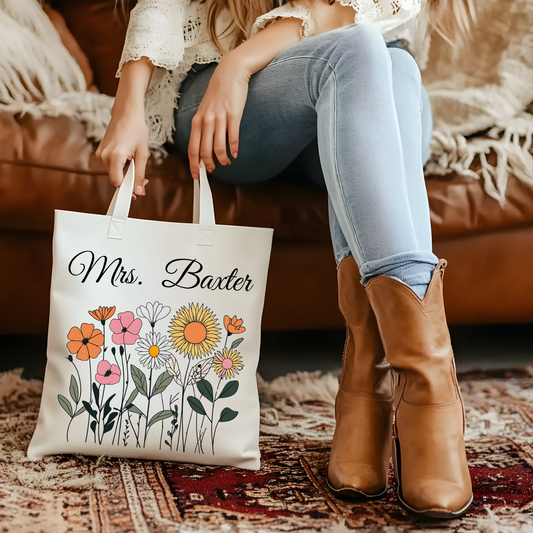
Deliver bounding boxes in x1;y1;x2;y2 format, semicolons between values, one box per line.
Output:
328;68;366;265
267;55;330;69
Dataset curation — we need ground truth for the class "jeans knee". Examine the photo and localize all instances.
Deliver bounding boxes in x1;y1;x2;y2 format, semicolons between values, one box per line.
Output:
328;23;391;77
338;23;389;59
389;47;422;90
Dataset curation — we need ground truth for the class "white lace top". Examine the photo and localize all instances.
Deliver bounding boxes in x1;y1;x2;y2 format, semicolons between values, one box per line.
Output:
118;0;430;150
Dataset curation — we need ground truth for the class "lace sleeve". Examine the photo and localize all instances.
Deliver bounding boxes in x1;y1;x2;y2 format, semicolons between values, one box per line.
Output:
117;0;186;76
337;0;423;28
251;3;314;40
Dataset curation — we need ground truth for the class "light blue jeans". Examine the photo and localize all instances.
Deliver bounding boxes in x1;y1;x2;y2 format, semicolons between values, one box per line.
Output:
173;23;438;297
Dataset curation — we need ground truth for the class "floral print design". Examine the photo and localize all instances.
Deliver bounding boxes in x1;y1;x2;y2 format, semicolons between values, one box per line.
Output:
224;315;246;335
136;332;173;370
95;360;121;385
58;302;246;454
136;302;171;328
169;303;221;359
110;312;142;345
89;306;116;324
213;348;244;380
67;323;104;361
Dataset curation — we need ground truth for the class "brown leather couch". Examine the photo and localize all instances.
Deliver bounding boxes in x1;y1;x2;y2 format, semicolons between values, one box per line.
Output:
2;0;533;335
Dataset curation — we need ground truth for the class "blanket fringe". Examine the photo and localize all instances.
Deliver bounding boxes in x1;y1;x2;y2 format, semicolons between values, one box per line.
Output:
0;91;114;141
0;0;86;104
426;112;533;206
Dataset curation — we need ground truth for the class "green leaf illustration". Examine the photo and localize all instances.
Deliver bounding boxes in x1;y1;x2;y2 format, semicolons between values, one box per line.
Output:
103;394;116;419
197;379;214;402
125;388;138;407
230;337;244;350
58;394;73;417
82;401;97;419
74;405;86;417
152;371;173;397
127;404;145;417
219;407;238;423
103;420;115;434
131;365;148;397
69;375;79;404
147;410;173;428
219;381;239;399
93;383;100;407
90;420;97;434
164;440;171;447
106;411;118;424
187;396;207;416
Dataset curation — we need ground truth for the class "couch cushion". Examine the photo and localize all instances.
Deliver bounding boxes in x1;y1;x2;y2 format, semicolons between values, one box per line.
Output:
427;150;533;239
43;3;96;91
1;112;532;242
53;0;127;96
0;113;331;242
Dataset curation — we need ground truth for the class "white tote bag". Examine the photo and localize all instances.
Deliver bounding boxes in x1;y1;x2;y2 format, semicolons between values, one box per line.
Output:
28;161;273;470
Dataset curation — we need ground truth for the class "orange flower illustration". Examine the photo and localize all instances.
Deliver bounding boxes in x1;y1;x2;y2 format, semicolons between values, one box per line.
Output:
67;323;104;361
89;306;116;324
224;315;246;335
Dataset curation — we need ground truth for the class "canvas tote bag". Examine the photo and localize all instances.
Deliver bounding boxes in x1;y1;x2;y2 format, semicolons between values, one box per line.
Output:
28;161;273;470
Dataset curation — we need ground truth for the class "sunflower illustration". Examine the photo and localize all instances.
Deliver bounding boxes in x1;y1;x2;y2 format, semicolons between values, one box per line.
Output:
213;348;244;380
169;303;221;358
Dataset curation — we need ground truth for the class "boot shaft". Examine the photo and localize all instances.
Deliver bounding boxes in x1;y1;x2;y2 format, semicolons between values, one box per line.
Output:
366;260;457;405
337;256;392;396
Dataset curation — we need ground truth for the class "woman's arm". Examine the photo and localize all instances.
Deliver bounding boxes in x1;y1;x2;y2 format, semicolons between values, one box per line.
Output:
187;17;302;179
188;0;358;179
96;57;153;196
97;0;185;196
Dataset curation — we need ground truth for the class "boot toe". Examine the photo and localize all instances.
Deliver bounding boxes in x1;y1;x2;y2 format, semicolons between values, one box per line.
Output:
328;462;387;498
401;481;472;517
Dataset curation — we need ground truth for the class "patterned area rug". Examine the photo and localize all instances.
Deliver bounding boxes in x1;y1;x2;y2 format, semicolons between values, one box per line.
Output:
1;367;533;532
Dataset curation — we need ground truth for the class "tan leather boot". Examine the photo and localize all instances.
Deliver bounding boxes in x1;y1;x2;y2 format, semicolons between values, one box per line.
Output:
366;259;473;519
327;256;394;499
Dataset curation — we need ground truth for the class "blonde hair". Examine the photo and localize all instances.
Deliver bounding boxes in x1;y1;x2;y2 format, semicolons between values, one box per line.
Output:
204;0;274;51
116;1;476;49
426;0;477;47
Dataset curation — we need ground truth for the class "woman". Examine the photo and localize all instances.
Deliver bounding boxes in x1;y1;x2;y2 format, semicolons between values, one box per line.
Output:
97;0;475;519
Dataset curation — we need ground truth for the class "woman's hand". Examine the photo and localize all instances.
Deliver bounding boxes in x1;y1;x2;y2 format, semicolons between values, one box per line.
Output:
96;106;150;197
187;56;250;180
187;17;302;180
96;57;153;197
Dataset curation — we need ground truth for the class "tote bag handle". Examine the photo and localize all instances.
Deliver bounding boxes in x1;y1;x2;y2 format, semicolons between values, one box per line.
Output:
106;160;215;240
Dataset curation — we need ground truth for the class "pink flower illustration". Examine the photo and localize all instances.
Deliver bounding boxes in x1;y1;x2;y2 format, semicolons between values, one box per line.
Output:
95;360;121;385
110;311;142;345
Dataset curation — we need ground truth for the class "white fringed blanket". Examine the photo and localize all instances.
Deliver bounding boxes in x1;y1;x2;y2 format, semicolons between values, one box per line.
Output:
0;0;114;142
423;0;533;204
1;0;532;203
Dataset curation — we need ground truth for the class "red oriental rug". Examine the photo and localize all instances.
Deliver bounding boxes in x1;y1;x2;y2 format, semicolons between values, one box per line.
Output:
1;367;533;532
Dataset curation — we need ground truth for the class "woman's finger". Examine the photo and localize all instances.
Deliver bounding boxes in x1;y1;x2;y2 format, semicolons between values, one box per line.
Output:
227;113;240;160
109;151;128;188
134;150;149;196
199;115;216;173
188;114;203;180
214;114;230;166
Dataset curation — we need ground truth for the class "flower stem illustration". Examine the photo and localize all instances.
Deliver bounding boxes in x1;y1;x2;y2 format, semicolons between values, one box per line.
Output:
58;303;245;455
58;356;87;442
